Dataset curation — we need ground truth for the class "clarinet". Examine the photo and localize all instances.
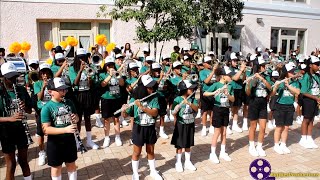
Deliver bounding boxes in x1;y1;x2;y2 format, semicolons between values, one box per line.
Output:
62;98;87;154
12;83;34;145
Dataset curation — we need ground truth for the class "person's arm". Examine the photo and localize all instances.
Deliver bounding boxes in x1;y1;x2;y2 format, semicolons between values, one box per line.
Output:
100;73;112;87
37;81;47;101
135;100;158;117
42;123;77;135
74;63;86;86
232;63;246;81
226;87;235;102
0;112;24;122
286;83;300;96
245;80;252;97
132;48;140;60
188;99;198;112
256;74;272;90
204;65;218;84
55;61;68;77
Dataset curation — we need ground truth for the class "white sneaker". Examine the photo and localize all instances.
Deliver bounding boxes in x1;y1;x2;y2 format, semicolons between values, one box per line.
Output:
280;144;291;154
242;120;248;131
132;173;139;180
227;126;233;135
86;140;99;150
122;119;129;126
249;146;259;157
130;139;133;145
268;121;274;130
184;161;197;171
273;145;284;155
95;117;104;128
102;137;110;148
307;138;319;149
209;153;220;164
150;171;163;180
232;124;243;133
159;132;169;139
296;116;303;125
115;136;123;146
201;127;207;136
196;109;201;119
38;151;46;166
256;146;266;157
164;115;171;123
299;138;312;149
209;126;215;134
219;152;232;161
315;115;320;121
175;162;183;172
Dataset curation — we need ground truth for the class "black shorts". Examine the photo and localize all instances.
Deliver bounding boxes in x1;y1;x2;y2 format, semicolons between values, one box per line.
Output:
302;97;319;119
232;89;243;107
269;95;279;112
75;90;95;116
171;122;195;149
248;97;268;120
0;123;28;154
101;98;122;118
273;103;295;126
47;134;77;167
200;89;214;112
212;106;230;128
158;96;168;116
242;87;250;105
36;112;44;137
132;123;157;146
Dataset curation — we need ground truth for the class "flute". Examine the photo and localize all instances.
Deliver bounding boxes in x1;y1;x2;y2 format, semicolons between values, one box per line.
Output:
243;72;264;84
271;74;302;88
12;83;34;145
207;82;231;97
114;92;157;115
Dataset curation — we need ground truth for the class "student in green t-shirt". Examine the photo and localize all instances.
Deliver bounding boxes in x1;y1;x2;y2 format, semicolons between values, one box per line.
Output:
295;64;307;124
171;80;198;172
99;56;125;148
140;56;155;75
245;57;272;157
271;64;300;155
41;77;79;180
0;62;32;180
298;56;320;149
121;75;162;180
204;66;235;164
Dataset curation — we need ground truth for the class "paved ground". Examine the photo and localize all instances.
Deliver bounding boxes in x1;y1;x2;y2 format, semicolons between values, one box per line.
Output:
1;112;320;180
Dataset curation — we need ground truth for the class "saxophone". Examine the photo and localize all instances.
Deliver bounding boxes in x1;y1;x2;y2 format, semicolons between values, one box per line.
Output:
12;83;33;145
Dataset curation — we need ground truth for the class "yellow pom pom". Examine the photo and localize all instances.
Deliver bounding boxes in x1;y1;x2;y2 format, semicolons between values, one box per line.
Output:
59;41;67;49
44;41;54;51
9;42;22;54
21;41;31;51
106;44;114;53
95;34;108;45
66;36;78;47
102;38;108;46
45;58;53;65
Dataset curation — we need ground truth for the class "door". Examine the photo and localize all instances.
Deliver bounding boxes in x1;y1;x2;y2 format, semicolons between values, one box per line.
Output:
59;32;93;58
280;36;296;60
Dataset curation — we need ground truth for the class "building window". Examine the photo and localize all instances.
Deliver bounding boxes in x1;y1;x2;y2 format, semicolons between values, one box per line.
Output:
99;23;111;44
274;0;306;3
60;22;91;30
39;22;53;58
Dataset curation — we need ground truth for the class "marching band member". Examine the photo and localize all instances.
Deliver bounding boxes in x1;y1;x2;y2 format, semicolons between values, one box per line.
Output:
33;63;53;166
161;55;171;74
246;57;272;157
69;48;99;150
140;56;155;75
99;56;125;147
199;56;217;136
299;56;320;149
0;62;32;180
296;64;307;124
41;77;79;180
271;63;300;154
171;80;198;172
267;71;280;130
122;75;163;180
204;66;235;164
150;63;169;139
181;56;193;74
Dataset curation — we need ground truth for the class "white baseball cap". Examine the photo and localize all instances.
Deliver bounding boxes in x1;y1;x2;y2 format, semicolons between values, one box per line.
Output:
115;54;124;59
197;60;203;65
39;63;51;71
230;52;237;60
310;55;320;64
145;56;155;62
76;48;87;56
141;74;156;87
173;61;182;68
28;59;39;65
151;63;161;69
299;64;307;70
183;47;190;51
292;52;297;56
47;77;69;90
203;56;212;63
55;53;65;61
271;71;279;77
104;56;115;65
258;56;268;65
128;62;139;69
256;47;262;53
184;56;191;61
250;54;257;61
162;55;171;60
143;47;150;52
1;62;19;78
285;63;296;72
208;51;215;55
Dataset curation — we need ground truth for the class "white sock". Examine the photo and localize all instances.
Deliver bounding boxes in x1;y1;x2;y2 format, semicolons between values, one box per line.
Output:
249;141;255;147
68;171;77;180
232;120;237;127
115;135;120;139
301;115;304;120
274;142;280;146
221;144;226;153
51;175;62;180
23;175;32;180
105;136;110;139
202;126;206;130
280;142;286;147
307;135;312;141
211;146;216;154
148;159;157;174
185;152;191;162
176;153;182;164
301;135;307;140
160;126;164;134
132;160;139;175
257;142;263;148
86;131;92;142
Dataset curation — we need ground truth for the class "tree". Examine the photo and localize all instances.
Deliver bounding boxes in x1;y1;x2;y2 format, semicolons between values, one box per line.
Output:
97;0;198;59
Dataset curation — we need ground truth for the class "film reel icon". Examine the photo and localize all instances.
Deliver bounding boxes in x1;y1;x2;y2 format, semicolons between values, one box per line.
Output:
249;158;272;180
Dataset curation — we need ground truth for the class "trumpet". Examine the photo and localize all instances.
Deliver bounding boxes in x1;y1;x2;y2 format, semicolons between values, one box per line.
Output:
28;70;39;84
186;74;199;83
111;71;121;79
85;64;96;77
91;52;103;66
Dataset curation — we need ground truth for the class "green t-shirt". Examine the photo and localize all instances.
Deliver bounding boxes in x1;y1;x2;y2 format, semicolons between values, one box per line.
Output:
207;82;234;107
126;96;159;125
153;77;168;97
276;80;300;105
229;67;243;89
140;65;149;74
163;66;170;73
41;99;77;136
172;96;198;124
98;72;121;99
34;80;52;109
69;66;96;91
247;74;272;98
199;69;215;91
169;75;182;95
50;64;60;75
126;77;138;86
181;66;190;74
300;73;320;95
